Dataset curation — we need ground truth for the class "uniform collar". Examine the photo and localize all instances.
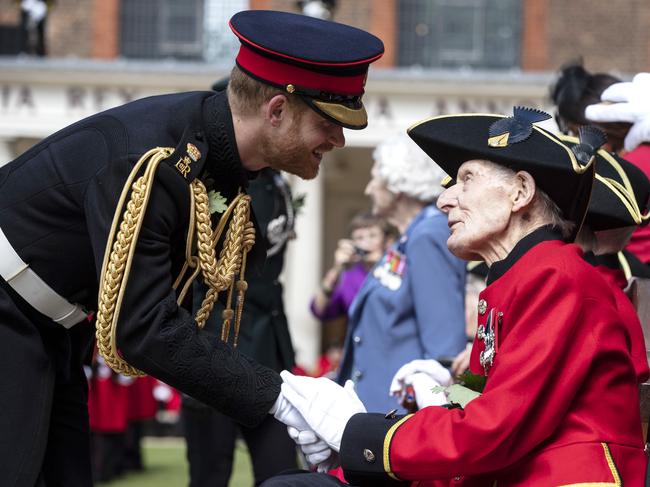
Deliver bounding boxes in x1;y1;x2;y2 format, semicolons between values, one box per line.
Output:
486;225;564;285
202;91;251;200
202;91;266;273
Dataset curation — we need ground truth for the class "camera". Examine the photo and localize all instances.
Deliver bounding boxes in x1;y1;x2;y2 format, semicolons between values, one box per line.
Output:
354;246;369;257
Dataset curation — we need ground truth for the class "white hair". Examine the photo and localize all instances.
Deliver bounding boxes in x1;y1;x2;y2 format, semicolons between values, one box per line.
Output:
372;133;447;203
490;162;575;238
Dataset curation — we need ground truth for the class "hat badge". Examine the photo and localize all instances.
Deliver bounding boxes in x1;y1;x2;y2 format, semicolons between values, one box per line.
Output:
186;143;201;162
487;106;551;148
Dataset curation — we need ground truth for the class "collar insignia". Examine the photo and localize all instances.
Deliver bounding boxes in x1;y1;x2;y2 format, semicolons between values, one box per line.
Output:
186;143;201;162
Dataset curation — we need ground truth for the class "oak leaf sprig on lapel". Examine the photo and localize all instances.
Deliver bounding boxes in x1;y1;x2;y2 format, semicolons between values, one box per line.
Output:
291;192;307;216
208;190;228;215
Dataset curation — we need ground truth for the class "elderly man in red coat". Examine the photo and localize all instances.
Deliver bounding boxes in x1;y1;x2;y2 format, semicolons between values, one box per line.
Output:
262;108;648;487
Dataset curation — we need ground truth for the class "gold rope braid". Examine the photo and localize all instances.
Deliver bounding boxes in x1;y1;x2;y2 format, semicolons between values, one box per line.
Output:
96;147;255;376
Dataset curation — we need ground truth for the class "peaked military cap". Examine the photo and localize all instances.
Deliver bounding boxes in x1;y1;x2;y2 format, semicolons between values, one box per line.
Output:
229;10;384;129
560;134;650;230
407;107;596;232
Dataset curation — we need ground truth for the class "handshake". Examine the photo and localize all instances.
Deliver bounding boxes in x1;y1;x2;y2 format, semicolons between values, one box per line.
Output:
270;371;366;472
270;359;454;472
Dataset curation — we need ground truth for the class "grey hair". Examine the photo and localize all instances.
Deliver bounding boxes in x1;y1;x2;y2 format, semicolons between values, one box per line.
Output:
534;189;575;238
372;133;448;202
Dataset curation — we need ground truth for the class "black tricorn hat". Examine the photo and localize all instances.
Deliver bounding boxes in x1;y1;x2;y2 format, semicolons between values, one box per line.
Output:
407;107;596;235
229;10;384;129
560;134;650;230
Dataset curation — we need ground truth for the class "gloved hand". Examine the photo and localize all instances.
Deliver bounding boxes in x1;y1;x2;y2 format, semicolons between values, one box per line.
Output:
585;72;650;151
389;359;452;398
279;370;366;452
405;372;447;409
269;388;310;432
287;426;339;472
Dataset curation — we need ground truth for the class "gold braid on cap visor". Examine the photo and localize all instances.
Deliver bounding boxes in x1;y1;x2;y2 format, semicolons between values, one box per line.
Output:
96;147;255;376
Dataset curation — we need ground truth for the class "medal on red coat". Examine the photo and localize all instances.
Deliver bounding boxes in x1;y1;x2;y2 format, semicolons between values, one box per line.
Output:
477;309;496;375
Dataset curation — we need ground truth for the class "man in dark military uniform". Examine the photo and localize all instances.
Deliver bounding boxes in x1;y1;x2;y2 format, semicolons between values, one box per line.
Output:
183;77;302;481
0;10;383;486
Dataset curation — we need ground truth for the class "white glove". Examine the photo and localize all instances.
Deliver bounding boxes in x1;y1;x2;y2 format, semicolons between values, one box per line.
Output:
389;359;452;398
279;370;366;452
585;72;650;151
405;372;447;409
287;426;339;472
269;389;310;432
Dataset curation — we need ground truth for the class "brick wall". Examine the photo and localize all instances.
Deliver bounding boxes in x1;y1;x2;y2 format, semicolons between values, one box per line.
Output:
0;0;94;56
0;0;20;24
47;0;94;57
546;0;650;73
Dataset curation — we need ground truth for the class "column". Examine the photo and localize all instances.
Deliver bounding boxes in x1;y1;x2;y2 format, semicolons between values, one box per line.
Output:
282;171;324;372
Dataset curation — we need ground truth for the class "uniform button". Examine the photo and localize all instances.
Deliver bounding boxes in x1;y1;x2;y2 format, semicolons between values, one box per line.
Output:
272;279;279;285
271;310;280;317
478;299;487;315
353;335;362;344
453;475;462;481
363;448;375;463
352;370;363;380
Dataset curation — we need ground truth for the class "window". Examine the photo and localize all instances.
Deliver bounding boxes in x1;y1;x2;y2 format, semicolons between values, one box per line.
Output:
120;0;247;62
398;0;522;70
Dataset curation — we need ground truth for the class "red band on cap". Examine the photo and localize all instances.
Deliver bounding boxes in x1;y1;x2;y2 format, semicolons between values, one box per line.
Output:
236;44;366;96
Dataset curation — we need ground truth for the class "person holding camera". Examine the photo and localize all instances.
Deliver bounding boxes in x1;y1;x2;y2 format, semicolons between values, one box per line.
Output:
311;213;393;323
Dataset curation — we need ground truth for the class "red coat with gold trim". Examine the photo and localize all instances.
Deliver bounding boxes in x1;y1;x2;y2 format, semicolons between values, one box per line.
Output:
340;236;647;487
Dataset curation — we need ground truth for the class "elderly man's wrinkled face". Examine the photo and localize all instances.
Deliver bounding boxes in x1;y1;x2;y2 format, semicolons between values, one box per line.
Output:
437;160;515;261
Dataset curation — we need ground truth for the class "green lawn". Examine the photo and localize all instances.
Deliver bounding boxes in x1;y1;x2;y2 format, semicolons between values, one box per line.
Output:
98;437;253;487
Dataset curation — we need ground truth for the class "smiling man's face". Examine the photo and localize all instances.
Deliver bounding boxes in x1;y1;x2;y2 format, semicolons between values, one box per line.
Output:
263;105;345;180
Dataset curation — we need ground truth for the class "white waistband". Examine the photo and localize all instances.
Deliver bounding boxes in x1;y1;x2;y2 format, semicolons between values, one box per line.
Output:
0;226;87;328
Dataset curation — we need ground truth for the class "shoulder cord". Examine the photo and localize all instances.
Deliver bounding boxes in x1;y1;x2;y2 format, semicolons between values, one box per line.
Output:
95;147;255;376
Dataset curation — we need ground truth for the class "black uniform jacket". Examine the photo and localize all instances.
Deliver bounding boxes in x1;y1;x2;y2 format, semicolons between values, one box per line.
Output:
0;90;281;426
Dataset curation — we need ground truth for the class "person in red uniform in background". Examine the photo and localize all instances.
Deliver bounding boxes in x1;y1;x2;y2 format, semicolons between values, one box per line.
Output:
86;354;133;483
563;137;650;290
586;72;650;263
552;63;650;263
261;108;648;486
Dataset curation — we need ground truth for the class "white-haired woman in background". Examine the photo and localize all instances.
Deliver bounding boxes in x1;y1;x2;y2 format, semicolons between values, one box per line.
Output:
335;133;467;413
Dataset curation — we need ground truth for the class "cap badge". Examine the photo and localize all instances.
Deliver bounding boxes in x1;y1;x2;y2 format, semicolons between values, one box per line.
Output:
286;84;296;94
186;143;201;162
441;175;454;188
488;106;551;148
